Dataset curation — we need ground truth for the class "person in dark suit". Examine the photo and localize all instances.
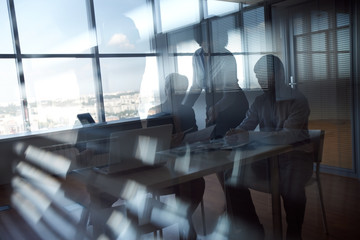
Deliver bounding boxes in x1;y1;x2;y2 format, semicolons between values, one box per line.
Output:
148;73;204;240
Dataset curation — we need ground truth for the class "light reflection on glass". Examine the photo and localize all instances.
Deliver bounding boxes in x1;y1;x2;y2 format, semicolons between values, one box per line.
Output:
106;210;136;239
14;143;71;177
135;135;157;165
15;0;92;54
229;150;243;186
174;144;191;173
14;162;61;196
207;215;231;240
11;143;90;239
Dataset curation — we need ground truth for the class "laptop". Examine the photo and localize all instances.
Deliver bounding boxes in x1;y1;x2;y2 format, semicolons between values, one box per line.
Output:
77;113;95;125
93;124;173;174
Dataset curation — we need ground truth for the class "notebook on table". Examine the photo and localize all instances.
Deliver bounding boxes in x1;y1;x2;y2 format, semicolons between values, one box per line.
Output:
93;124;173;175
182;125;216;144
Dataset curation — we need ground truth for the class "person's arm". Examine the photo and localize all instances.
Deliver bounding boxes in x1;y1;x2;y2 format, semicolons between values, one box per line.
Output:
183;50;203;107
212;54;240;113
236;100;260;131
258;96;310;145
224;99;260;145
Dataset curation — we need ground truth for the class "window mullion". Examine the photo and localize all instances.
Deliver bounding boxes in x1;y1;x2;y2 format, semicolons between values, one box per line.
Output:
7;0;30;132
87;0;105;123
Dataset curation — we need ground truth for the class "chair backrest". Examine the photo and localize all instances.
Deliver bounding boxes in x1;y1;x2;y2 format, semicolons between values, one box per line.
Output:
11;142;90;240
239;129;325;193
308;129;325;164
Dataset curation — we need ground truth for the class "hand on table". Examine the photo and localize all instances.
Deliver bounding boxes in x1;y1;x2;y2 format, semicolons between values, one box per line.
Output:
225;128;249;146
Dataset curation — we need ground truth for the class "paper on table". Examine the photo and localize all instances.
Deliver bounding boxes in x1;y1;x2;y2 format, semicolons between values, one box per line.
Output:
182;125;216;144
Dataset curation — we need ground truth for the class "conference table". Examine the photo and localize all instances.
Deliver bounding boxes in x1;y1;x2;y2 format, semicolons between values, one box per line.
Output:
72;131;300;239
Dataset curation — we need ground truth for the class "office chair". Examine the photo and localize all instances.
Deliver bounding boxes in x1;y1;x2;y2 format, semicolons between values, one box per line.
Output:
236;130;328;236
306;129;328;234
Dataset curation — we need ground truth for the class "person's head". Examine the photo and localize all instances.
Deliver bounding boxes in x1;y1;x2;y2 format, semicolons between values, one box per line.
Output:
254;54;285;92
194;17;228;53
165;73;189;98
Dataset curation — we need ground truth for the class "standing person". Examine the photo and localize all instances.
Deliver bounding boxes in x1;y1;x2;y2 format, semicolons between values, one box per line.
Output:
225;54;313;240
184;18;249;139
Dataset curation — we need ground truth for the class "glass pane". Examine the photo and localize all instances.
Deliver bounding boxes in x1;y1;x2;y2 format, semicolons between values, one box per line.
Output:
247;54;264;89
296;53;309;81
22;58;97;131
94;0;153;53
177;55;193;87
158;0;200;33
210;15;240;52
168;28;199;54
0;0;14;53
289;1;353;170
207;0;239;17
174;40;199;54
243;7;266;53
296;35;310;52
14;0;92;54
337;28;350;51
139;57;160;119
338;53;350;79
337;13;349;27
100;57;158;121
0;60;23;135
311;32;326;51
312;53;327;79
293;13;306;36
235;55;245;89
311;10;329;32
227;27;242;53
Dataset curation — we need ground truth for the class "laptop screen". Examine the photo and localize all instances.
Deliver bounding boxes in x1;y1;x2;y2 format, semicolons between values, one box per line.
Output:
108;124;173;167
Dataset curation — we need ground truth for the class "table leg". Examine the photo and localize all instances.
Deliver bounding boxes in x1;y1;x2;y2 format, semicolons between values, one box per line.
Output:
270;155;282;240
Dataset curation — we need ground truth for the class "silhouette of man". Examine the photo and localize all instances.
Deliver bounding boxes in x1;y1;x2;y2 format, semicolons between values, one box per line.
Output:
225;55;313;240
184;18;248;139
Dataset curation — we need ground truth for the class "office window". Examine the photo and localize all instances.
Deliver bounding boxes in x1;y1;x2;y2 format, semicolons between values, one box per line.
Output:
290;0;352;169
94;0;154;53
243;7;266;53
167;27;200;87
166;6;267;91
311;10;329;32
100;56;159;120
210;15;246;89
176;55;194;87
14;0;92;54
207;0;239;17
0;0;13;53
0;60;23;135
22;58;97;130
243;7;266;88
157;0;200;33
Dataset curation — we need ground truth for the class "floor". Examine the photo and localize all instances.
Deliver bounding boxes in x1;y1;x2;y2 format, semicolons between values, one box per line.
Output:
1;173;360;240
